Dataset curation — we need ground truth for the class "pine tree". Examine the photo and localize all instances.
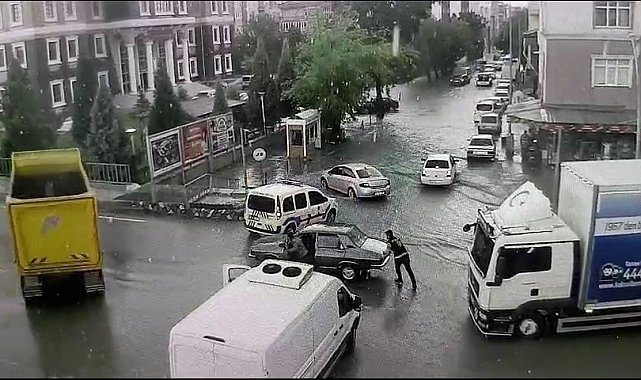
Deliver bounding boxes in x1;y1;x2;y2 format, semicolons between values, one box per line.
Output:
72;56;98;148
85;85;131;163
212;81;230;115
249;37;271;130
1;57;55;157
276;37;296;117
148;61;189;134
129;90;151;129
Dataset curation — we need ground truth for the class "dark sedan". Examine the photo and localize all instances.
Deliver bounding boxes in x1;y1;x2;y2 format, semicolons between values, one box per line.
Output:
248;223;391;282
449;74;468;86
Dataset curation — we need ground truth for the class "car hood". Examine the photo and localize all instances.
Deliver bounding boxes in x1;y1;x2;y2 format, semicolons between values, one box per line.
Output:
361;238;389;255
250;235;286;254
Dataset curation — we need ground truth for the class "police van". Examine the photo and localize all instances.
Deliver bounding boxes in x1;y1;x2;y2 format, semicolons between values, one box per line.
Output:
169;259;362;378
244;180;338;235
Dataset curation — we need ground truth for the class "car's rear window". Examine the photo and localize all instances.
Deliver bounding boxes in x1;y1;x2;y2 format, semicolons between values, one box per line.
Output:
425;160;450;169
356;167;382;178
476;104;493;112
247;194;275;213
470;138;493;146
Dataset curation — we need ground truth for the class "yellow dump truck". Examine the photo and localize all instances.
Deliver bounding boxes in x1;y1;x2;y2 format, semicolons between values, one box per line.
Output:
6;148;104;299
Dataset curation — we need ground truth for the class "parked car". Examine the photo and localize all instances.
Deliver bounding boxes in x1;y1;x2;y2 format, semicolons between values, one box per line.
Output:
497;79;512;87
449;74;468;86
320;163;391;199
493;88;510;103
420;153;460;186
248;223;392;282
474;100;496;124
466;134;497;161
483;65;496;78
477;113;502;135
475;72;493;87
475;59;487;71
481;96;507;113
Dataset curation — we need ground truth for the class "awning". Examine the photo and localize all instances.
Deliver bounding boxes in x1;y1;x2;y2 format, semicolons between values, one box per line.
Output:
505;100;637;134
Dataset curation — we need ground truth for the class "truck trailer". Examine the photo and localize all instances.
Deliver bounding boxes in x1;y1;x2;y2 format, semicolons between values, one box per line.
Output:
463;159;641;338
6;149;104;300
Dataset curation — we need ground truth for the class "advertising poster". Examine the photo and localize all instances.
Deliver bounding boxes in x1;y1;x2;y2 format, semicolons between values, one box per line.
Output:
181;119;210;166
149;128;182;178
587;192;641;305
210;112;234;155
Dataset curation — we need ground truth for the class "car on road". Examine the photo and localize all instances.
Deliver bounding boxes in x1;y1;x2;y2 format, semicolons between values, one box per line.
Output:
477;113;502;135
248;223;392;282
497;78;512;87
474;100;499;124
484;64;495;75
481;96;507;113
320;163;391;199
492;61;503;71
449;73;468;86
493;88;510;104
244;180;338;235
475;72;493;87
466;134;497;161
420;153;460;186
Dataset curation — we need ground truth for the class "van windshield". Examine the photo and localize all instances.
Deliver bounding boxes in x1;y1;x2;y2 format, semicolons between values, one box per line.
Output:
247;195;276;213
476;104;493;112
425;160;450;169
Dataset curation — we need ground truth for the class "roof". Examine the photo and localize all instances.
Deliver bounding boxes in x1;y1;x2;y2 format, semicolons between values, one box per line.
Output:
562;160;641;187
302;222;354;234
171;263;335;352
426;153;452;161
290;109;319;121
249;181;315;196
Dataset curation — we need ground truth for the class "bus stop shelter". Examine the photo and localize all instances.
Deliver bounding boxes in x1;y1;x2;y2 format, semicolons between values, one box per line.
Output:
285;109;321;159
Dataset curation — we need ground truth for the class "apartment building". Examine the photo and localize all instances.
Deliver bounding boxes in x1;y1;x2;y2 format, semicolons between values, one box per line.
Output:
0;1;237;113
274;1;333;33
508;1;640;162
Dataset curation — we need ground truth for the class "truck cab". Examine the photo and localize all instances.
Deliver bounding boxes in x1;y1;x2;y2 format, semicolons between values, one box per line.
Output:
465;181;578;337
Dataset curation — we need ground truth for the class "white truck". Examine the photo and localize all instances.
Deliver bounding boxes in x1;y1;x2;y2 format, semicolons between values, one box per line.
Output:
463;159;641;338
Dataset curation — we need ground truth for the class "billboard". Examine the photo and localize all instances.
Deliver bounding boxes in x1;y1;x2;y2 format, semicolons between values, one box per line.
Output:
587;191;641;305
181;119;210;166
210;112;234;154
149;128;182;177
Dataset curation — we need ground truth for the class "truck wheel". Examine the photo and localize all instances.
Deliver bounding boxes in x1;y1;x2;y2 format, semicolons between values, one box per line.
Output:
516;313;544;339
340;264;357;282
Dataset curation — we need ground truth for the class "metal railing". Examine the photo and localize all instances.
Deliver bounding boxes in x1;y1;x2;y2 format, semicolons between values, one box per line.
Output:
0;157;132;184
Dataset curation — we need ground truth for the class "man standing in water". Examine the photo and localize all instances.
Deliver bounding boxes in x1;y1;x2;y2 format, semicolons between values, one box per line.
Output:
385;229;417;290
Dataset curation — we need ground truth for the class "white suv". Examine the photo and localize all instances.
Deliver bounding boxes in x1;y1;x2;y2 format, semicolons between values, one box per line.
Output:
244;180;338;235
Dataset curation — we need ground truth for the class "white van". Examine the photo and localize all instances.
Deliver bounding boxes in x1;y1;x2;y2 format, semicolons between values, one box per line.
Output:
473;100;495;124
245;180;338;235
169;260;363;378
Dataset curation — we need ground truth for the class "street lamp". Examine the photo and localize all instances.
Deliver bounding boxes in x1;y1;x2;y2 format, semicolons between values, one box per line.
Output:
258;91;266;137
629;33;641;159
126;128;137;154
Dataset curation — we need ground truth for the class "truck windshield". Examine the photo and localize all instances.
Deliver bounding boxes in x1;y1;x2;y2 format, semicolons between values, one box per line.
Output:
470;224;494;277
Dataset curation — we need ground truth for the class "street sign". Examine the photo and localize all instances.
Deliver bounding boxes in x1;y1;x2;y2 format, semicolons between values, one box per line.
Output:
252;147;267;162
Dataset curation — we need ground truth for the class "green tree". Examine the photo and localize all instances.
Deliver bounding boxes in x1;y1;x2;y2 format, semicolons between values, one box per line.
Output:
72;56;98;148
416;19;469;81
248;37;275;131
233;14;284;74
85;85;131;163
276;38;296;117
494;8;528;54
351;1;430;44
293;12;369;142
251;37;271;92
148;62;190;134
0;57;55;156
212;81;230;116
129;90;151;130
459;11;487;61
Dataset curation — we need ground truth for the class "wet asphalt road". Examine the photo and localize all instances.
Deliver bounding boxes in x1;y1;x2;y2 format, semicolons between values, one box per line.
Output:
2;75;641;378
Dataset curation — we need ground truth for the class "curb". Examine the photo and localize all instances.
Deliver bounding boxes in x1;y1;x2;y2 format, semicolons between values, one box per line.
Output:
98;199;246;221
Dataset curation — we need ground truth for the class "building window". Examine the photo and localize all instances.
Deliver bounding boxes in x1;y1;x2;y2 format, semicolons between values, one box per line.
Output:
223;25;231;43
69;76;77;101
214;55;222;74
10;2;23;26
178;1;187;14
0;47;6;72
211;1;219;14
12;42;26;68
594;1;631;27
66;36;78;63
177;59;185;79
91;1;102;19
47;38;61;65
222;1;229;14
175;31;183;45
64;1;77;20
212;25;220;44
188;28;196;45
592;56;633;87
50;80;66;107
224;53;232;73
139;1;150;15
189;57;198;78
155;1;173;15
44;1;58;22
97;70;109;88
94;34;107;58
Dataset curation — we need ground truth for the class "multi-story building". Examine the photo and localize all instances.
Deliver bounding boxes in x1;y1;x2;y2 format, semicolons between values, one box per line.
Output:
272;1;333;33
0;1;238;114
508;1;640;163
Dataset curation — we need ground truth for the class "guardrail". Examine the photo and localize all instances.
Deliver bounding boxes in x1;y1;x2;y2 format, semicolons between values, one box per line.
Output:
0;157;132;184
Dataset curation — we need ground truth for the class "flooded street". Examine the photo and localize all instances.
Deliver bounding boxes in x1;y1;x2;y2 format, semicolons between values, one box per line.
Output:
1;77;641;378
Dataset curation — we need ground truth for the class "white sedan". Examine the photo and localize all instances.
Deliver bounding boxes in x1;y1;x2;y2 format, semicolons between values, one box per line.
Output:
320;163;391;199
